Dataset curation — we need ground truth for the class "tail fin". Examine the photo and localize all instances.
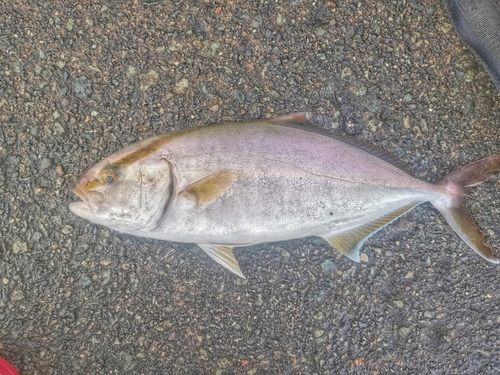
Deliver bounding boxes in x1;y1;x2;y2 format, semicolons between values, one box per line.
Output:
433;155;500;264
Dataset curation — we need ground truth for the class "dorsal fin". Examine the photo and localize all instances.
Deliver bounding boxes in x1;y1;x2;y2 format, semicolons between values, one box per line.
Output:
322;202;418;261
267;112;314;128
267;113;414;176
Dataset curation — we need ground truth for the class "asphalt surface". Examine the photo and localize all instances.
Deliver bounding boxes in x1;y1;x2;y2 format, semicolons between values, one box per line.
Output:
1;0;500;374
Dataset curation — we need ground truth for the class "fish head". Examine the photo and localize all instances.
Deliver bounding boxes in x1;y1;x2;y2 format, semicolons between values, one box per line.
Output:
70;139;175;233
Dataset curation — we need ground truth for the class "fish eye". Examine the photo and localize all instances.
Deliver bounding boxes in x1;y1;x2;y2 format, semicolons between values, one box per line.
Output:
100;165;119;185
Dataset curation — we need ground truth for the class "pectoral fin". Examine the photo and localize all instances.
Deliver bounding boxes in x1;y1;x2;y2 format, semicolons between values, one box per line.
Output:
198;244;246;278
322;203;418;262
181;170;236;206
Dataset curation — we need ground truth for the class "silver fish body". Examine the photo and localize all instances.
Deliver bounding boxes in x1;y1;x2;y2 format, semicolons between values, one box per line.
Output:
70;113;499;277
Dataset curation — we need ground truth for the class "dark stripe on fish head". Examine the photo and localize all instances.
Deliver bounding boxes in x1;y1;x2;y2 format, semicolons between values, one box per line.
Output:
113;127;201;167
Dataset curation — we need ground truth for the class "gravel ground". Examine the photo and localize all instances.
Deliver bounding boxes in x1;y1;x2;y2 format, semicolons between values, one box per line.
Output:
1;0;500;374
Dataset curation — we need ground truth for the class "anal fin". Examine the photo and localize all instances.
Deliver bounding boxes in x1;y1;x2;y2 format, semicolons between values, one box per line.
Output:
322;203;418;262
198;244;246;278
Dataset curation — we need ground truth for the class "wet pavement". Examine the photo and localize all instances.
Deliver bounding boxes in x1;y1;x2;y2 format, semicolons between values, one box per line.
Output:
1;0;500;374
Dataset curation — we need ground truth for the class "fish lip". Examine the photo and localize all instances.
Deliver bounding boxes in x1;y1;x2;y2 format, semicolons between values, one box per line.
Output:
69;201;91;216
72;185;103;214
72;185;89;208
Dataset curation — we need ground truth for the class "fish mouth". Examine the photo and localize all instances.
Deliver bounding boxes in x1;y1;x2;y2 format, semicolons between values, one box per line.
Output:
70;186;103;215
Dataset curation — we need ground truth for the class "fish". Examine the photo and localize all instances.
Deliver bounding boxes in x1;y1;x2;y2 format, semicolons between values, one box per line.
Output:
70;113;500;277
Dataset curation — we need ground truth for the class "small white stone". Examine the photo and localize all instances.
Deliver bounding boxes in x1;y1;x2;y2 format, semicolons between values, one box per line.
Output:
12;241;27;254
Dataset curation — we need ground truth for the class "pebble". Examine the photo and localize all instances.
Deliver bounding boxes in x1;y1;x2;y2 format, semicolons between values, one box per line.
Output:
403;93;413;102
234;89;246;103
314;329;324;338
72;76;93;99
12;241;28;254
56;166;65;175
398;327;411;336
394;300;404;307
121;352;136;371
140;69;160;91
2;278;8;285
354;358;365;366
173;78;189;94
42;69;52;81
363;95;382;113
420;118;428;133
10;290;24;301
251;15;263;28
200;42;219;58
61;225;73;235
66;18;75;31
101;270;111;286
81;274;92;288
314;27;326;36
127;66;137;76
404;116;411;129
53;122;66;135
321;259;336;274
465;70;475;82
356;87;367;96
341;67;352;79
41;158;52;170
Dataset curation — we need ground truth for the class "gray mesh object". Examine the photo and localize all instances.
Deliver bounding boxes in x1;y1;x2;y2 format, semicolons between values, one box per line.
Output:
442;0;500;91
